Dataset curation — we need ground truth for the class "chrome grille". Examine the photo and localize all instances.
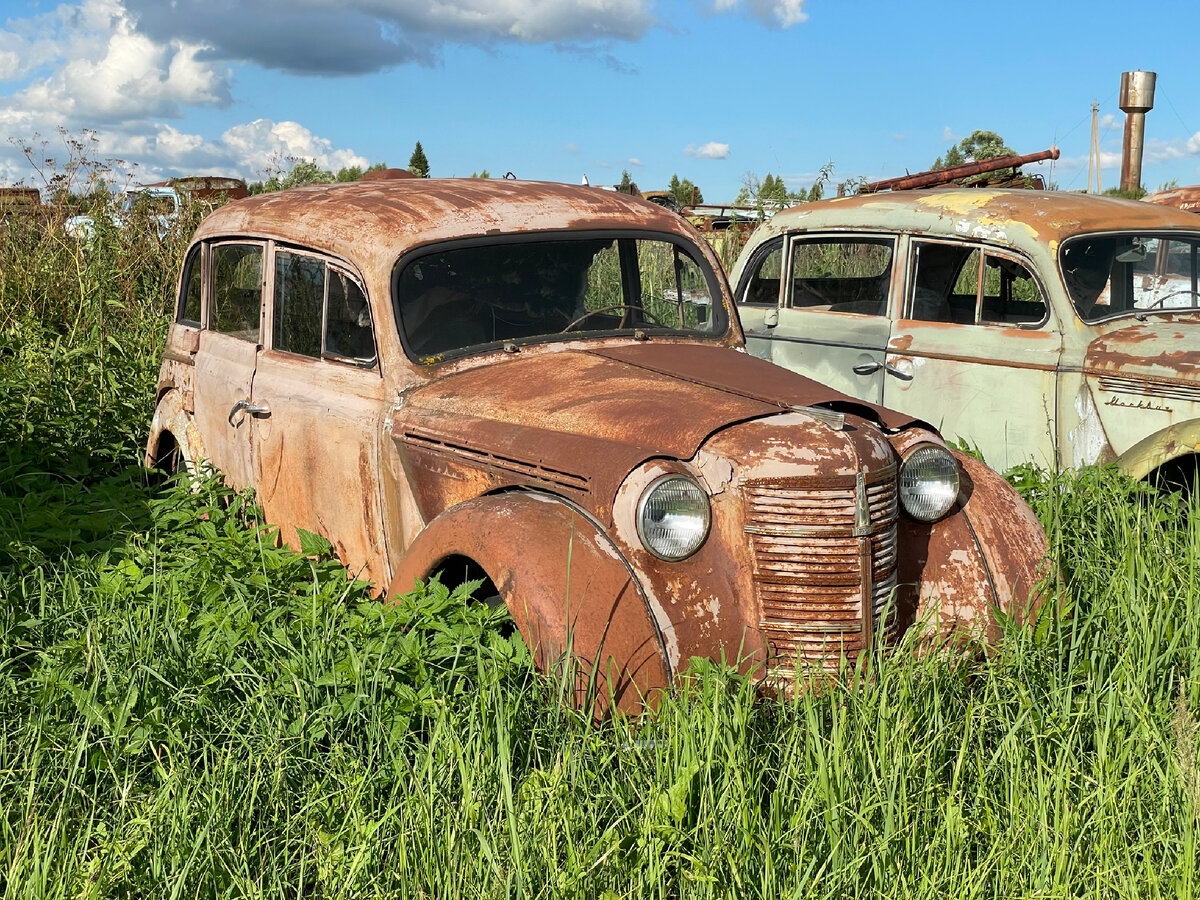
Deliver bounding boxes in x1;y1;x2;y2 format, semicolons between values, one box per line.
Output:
1095;374;1200;404
743;469;899;679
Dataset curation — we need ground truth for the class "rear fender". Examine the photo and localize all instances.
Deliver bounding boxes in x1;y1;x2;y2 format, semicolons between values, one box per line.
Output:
897;453;1051;647
145;389;206;474
387;491;672;714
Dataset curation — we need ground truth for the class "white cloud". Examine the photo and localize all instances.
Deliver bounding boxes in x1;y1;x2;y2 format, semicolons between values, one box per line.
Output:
220;119;369;177
1140;133;1200;165
627;157;643;166
709;0;806;28
1100;113;1120;129
685;141;730;159
0;1;371;184
0;0;231;129
942;126;957;143
563;143;580;154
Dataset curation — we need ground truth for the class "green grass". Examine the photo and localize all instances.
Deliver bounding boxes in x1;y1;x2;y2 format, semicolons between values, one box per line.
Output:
2;191;1199;898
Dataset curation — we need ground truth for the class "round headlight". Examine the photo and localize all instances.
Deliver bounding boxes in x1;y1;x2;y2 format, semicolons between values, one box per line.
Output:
899;444;960;522
636;474;711;561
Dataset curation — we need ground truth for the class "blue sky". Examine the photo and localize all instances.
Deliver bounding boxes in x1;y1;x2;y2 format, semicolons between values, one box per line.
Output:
2;0;1198;202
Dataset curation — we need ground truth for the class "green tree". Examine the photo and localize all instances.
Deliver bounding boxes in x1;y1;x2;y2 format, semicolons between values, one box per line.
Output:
735;163;834;214
933;129;1014;170
470;170;491;179
668;173;703;205
248;158;386;194
619;169;633;188
408;141;430;178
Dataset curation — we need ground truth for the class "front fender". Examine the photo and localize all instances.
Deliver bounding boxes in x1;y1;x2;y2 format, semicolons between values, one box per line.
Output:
387;491;672;714
1114;418;1200;482
897;453;1051;647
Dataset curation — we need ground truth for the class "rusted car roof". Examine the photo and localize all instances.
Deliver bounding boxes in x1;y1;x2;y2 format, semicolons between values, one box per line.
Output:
196;179;699;268
761;189;1200;251
1144;185;1200;214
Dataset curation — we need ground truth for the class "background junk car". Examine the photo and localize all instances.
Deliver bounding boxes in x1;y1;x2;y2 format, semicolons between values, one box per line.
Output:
733;189;1200;486
146;178;1049;713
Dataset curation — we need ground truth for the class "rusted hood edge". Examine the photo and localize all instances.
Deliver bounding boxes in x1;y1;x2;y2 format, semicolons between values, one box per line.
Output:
587;343;929;434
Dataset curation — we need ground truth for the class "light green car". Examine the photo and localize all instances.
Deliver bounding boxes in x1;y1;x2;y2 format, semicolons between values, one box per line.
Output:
730;188;1200;485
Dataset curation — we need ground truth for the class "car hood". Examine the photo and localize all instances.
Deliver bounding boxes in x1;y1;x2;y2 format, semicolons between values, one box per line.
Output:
1085;319;1200;390
394;343;923;515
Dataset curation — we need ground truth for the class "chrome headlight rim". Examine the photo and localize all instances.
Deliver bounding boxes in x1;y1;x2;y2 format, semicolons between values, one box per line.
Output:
899;443;960;523
635;473;712;562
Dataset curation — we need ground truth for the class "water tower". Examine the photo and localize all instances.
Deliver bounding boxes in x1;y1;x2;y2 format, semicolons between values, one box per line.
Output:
1120;70;1156;193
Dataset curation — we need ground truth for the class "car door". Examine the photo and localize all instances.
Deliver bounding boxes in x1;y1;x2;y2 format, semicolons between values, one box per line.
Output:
884;238;1062;472
737;234;896;403
192;241;266;490
250;248;390;587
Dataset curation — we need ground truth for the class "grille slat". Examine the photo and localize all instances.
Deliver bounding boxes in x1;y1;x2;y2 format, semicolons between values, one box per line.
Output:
745;473;899;680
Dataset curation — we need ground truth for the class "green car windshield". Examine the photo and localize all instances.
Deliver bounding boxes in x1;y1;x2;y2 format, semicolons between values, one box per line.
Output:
1062;232;1200;322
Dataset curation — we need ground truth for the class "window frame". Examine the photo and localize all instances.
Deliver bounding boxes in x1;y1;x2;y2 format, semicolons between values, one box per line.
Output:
906;237;1050;329
207;239;267;342
390;229;730;365
782;233;899;317
176;243;205;327
735;235;786;308
1059;229;1200;324
268;243;379;369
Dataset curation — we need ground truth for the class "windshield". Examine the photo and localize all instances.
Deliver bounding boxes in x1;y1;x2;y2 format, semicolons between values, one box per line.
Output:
122;191;177;216
394;234;726;362
1062;232;1200;322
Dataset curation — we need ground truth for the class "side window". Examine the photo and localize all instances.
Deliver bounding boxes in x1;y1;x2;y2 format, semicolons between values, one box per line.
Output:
272;251;376;365
326;269;377;363
910;241;1047;326
211;244;263;341
788;237;893;316
274;252;324;358
178;247;202;326
739;238;784;307
636;241;716;328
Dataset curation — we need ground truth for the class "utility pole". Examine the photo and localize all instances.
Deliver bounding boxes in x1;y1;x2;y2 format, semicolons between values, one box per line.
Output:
1088;101;1102;194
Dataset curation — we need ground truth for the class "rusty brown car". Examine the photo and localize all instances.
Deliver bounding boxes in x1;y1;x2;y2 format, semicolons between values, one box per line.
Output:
734;189;1200;487
146;177;1048;712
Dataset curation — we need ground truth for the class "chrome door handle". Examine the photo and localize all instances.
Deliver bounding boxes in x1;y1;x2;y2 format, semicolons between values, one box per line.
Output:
228;398;272;426
852;361;913;381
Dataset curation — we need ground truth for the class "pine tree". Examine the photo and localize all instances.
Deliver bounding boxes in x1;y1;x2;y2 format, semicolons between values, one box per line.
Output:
408;141;430;178
669;174;702;205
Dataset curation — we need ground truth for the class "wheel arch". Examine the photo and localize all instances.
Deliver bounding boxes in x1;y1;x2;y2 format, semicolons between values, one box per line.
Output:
386;489;672;714
1115;418;1200;484
145;388;206;474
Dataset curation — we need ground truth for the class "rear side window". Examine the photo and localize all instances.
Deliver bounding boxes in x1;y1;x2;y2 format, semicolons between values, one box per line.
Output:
177;247;202;326
273;250;377;365
274;253;324;357
788;237;893;316
326;270;376;361
211;244;263;341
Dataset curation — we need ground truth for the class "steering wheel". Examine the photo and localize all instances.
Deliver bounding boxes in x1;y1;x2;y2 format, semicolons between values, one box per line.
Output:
560;304;666;333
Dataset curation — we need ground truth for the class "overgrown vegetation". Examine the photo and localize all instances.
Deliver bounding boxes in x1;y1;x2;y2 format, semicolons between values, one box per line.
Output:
1;174;1199;898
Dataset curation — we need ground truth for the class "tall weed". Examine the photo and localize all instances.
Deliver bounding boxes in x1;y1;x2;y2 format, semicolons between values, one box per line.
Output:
1;171;1199;897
